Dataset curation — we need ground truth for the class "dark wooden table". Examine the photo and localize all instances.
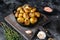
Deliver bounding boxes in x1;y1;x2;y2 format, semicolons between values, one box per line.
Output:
0;0;60;40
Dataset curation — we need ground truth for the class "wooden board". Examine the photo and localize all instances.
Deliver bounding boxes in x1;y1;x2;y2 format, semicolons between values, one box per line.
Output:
4;13;40;40
4;13;48;40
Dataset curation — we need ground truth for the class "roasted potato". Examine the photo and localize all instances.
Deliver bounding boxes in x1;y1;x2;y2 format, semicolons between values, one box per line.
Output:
23;8;30;13
15;12;19;17
35;12;40;17
30;17;37;24
29;13;35;17
17;7;22;12
23;4;32;13
23;13;29;19
17;17;24;23
31;8;36;12
23;4;32;10
20;9;24;13
18;13;23;17
24;19;30;25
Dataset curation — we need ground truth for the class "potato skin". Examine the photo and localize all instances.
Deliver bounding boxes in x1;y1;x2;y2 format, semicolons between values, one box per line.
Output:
23;13;29;19
18;13;23;17
15;12;19;17
17;7;22;12
23;8;30;13
20;9;24;14
17;17;24;23
35;12;40;17
29;13;35;17
24;19;30;25
23;4;32;13
30;17;37;24
31;8;36;12
23;4;32;10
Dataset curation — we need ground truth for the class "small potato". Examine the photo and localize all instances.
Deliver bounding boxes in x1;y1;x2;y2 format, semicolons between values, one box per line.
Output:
23;8;30;13
23;4;30;13
15;12;19;17
17;17;24;23
35;12;40;17
22;4;29;8
25;6;32;10
20;9;24;13
23;13;29;19
31;8;36;12
30;17;37;24
23;4;32;10
18;13;23;17
24;19;30;25
25;5;32;10
17;7;22;12
29;13;35;17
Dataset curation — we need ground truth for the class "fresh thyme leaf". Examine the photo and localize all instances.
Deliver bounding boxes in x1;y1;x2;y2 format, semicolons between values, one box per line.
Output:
1;22;23;40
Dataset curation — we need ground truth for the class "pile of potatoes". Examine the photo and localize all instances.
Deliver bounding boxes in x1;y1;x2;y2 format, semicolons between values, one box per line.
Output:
15;4;41;25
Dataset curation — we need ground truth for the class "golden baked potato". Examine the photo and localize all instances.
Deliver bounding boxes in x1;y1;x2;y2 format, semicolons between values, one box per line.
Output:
20;9;24;13
30;17;37;24
29;13;35;17
15;12;19;17
24;19;30;25
35;12;41;17
23;13;29;19
17;7;22;12
31;8;36;12
18;13;23;17
17;17;24;23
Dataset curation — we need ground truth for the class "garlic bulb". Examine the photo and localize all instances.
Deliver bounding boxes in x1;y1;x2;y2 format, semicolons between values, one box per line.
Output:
37;31;46;39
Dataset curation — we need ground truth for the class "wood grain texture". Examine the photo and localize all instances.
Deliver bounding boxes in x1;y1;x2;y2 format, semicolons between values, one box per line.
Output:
4;13;39;40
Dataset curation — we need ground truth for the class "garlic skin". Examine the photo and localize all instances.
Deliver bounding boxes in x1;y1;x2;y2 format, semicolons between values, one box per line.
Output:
25;30;32;34
37;31;46;39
